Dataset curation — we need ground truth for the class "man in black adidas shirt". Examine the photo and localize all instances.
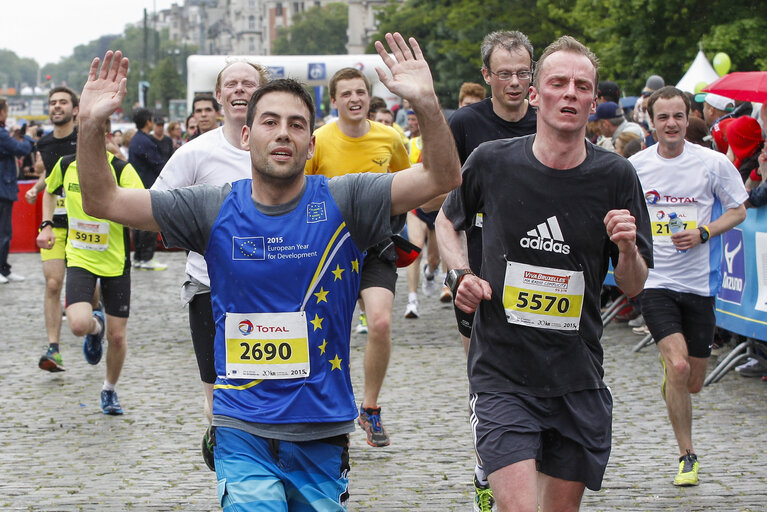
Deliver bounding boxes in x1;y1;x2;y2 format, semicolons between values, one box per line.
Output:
446;30;539;511
436;36;652;510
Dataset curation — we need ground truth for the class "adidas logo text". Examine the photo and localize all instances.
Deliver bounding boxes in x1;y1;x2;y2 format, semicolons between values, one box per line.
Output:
520;216;571;254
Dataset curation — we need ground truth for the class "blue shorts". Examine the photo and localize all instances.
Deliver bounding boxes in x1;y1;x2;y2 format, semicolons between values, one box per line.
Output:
214;427;350;511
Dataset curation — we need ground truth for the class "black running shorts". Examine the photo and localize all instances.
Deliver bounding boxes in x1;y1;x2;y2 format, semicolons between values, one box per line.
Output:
359;252;397;293
66;266;130;318
470;389;612;491
189;292;217;384
639;288;715;358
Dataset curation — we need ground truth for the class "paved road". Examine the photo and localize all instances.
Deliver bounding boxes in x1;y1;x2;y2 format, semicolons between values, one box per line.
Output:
2;251;766;511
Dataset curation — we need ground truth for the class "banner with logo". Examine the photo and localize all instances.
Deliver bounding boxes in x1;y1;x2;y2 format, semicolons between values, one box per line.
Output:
715;206;767;341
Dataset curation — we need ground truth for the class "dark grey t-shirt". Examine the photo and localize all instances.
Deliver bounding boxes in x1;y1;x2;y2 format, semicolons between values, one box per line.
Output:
149;173;402;440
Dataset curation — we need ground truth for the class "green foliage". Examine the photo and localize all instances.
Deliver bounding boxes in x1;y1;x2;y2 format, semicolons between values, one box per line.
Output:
273;3;349;55
148;57;185;112
0;50;40;89
371;0;767;104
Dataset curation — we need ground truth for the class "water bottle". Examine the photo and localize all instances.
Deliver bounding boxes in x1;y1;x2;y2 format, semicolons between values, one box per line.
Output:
667;212;687;254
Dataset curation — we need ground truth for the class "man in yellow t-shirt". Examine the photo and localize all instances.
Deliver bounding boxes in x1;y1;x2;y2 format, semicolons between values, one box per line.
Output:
37;130;144;415
305;67;409;448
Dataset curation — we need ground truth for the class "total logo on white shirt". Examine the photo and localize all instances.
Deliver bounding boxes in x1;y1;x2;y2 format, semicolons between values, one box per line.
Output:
520;216;571;254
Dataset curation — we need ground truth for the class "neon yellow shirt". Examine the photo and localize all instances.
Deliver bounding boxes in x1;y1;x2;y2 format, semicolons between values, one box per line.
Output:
45;154;144;276
305;120;410;177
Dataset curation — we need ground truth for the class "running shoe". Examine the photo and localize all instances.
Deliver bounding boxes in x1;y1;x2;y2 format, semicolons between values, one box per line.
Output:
439;285;453;303
100;389;124;415
354;312;368;334
404;300;419;319
138;258;168;271
202;426;216;471
83;309;105;365
673;450;699;486
357;405;390;447
735;357;767;378
628;314;645;328
660;353;667;401
422;263;437;296
473;475;495;512
38;346;66;372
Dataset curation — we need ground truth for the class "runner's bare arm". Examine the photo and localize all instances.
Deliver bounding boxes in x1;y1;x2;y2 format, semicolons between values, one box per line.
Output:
76;51;159;232
374;33;461;215
435;209;491;313
670;203;746;251
605;209;647;298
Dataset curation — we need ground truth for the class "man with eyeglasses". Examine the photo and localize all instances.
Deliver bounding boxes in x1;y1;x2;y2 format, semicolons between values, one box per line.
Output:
446;30;537;512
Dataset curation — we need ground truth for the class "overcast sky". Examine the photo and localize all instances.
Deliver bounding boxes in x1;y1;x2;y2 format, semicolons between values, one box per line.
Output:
0;0;177;66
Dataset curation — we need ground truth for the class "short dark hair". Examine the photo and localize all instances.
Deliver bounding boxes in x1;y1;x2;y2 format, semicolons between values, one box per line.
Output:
132;108;153;130
246;79;315;134
48;86;79;108
329;68;370;100
192;94;220;113
481;31;534;72
646;86;690;121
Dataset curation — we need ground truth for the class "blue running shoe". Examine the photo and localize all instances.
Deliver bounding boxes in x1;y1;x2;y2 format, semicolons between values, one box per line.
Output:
83;309;105;365
101;389;123;415
357;404;390;447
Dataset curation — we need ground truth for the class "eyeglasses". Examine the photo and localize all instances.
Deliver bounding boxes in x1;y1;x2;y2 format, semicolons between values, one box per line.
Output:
488;69;532;81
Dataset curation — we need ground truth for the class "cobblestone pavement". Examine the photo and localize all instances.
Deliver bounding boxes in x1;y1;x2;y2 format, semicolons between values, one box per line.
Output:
2;251;766;511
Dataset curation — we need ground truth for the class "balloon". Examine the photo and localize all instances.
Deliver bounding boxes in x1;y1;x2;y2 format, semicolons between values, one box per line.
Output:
713;52;731;76
694;81;708;94
45;74;51;80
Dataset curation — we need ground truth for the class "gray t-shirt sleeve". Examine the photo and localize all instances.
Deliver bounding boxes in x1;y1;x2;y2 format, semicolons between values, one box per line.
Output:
328;173;405;251
150;184;231;254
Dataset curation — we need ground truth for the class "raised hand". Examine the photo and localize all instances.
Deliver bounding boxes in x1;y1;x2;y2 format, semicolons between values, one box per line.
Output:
374;33;437;110
79;51;130;124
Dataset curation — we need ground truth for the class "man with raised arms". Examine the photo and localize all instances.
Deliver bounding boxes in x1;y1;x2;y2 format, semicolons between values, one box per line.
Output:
75;33;460;510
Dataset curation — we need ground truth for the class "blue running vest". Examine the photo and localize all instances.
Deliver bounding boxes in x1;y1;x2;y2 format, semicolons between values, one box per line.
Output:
206;177;362;424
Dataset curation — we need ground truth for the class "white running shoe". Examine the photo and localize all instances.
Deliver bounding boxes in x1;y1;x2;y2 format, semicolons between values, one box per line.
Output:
404;300;420;319
5;272;24;282
138;259;168;271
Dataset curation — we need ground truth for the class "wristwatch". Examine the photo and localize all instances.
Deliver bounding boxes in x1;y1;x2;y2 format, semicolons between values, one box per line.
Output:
698;225;710;244
446;268;474;297
39;220;54;231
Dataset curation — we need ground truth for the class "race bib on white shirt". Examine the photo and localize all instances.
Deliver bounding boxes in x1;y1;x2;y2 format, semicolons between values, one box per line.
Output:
69;218;109;251
224;311;310;379
502;261;584;331
647;205;697;245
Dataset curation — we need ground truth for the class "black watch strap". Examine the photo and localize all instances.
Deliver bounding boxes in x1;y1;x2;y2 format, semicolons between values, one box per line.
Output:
39;220;54;231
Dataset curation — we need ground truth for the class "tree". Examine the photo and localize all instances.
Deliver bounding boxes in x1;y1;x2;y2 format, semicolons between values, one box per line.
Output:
148;57;185;113
272;3;349;55
371;0;767;104
370;0;564;107
0;50;39;89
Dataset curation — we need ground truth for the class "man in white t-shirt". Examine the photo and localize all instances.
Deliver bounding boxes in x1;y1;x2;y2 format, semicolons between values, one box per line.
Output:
152;60;269;471
630;86;747;487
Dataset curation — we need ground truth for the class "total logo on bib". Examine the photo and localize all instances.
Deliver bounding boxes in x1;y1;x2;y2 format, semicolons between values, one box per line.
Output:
224;311;310;379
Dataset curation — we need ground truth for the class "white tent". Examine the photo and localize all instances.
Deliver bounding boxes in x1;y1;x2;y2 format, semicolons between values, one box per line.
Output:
676;50;721;93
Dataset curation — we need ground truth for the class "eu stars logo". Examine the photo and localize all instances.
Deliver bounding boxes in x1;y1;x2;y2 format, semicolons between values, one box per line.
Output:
232;236;265;260
307;202;327;224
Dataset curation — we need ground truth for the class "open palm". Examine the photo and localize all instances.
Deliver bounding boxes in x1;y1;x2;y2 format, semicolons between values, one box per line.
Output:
79;51;130;123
